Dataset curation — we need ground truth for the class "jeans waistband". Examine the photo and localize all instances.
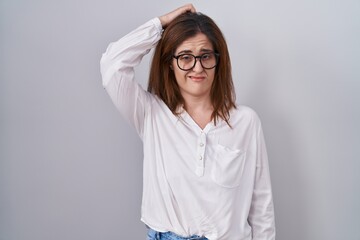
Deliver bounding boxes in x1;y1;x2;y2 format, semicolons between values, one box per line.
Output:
146;225;208;240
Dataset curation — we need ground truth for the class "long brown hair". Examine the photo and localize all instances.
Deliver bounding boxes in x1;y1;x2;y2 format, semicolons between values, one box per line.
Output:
148;12;236;126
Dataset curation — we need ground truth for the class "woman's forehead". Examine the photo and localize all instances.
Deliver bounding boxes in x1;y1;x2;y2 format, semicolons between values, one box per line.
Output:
175;33;213;54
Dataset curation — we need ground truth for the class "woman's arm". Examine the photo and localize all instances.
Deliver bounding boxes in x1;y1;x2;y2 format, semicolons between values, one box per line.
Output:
100;18;163;137
248;122;276;240
100;4;196;137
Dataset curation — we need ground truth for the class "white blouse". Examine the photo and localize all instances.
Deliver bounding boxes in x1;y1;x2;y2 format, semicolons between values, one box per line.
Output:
100;17;275;240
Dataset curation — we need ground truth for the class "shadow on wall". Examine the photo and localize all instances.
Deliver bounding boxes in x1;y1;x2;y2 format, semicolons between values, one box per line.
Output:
246;62;310;240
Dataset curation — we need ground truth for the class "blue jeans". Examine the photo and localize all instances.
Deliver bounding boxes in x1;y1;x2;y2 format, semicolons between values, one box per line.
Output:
146;226;208;240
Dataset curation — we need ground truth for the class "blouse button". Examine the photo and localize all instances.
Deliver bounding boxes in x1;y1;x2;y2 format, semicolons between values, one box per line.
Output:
199;143;204;147
199;156;203;160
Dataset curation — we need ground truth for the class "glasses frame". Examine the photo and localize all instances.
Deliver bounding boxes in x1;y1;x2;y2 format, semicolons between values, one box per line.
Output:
173;52;220;71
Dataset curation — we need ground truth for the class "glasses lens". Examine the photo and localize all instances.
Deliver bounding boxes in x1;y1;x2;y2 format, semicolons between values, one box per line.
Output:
177;54;195;70
200;53;217;69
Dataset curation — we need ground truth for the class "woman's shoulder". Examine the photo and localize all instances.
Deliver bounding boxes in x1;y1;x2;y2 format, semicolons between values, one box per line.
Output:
230;104;263;125
233;104;260;117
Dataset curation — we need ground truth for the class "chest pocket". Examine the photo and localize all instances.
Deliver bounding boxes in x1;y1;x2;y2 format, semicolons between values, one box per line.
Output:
211;144;247;188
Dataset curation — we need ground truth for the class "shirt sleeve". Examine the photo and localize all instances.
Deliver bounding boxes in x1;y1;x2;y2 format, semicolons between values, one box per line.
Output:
100;18;163;137
248;121;276;240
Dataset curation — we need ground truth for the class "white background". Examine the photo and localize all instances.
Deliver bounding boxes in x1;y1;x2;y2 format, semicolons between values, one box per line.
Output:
1;0;359;239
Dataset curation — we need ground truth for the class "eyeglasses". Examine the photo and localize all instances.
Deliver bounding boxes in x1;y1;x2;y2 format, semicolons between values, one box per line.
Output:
173;52;219;71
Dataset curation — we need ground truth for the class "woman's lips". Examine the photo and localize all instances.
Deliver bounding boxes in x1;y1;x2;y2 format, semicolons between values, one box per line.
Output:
189;76;206;82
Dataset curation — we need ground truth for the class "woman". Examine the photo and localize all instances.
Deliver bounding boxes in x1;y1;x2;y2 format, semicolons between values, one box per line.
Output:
100;4;275;240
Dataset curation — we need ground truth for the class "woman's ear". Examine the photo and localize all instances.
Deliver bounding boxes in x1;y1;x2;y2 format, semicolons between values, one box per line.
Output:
170;64;174;70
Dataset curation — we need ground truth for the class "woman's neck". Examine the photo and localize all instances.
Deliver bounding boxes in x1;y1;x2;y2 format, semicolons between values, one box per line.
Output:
183;95;213;129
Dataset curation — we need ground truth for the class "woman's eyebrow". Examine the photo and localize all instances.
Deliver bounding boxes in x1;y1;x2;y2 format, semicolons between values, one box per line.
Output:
177;48;213;55
200;48;213;53
177;50;192;55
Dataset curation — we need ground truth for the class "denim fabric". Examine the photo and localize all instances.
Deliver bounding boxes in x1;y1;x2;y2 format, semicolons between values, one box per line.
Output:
146;226;208;240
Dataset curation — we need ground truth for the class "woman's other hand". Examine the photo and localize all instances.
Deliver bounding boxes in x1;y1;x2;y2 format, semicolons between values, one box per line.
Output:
159;4;196;28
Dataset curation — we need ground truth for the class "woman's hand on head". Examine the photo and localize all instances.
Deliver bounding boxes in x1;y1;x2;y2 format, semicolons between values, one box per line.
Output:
159;4;196;28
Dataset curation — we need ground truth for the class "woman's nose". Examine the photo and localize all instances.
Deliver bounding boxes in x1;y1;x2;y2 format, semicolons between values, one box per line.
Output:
192;59;204;72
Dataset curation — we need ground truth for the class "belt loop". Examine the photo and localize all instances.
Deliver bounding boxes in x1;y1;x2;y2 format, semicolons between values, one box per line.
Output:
156;231;161;240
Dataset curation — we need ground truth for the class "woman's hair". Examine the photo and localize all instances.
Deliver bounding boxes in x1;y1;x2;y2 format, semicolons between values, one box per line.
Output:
148;12;236;126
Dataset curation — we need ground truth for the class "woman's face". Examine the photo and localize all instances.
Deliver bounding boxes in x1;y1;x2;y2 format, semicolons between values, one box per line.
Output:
171;33;215;101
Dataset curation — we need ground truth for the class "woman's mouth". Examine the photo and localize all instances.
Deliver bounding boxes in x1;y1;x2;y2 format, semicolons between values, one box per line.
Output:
189;76;206;82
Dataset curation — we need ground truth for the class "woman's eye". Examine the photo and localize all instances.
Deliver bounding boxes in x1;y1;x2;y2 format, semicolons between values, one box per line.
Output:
202;54;212;60
180;55;192;61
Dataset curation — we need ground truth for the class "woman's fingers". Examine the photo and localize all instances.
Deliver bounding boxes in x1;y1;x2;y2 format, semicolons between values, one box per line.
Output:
159;4;196;27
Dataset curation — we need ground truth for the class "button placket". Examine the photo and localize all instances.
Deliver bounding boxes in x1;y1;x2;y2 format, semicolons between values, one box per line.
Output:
195;131;207;177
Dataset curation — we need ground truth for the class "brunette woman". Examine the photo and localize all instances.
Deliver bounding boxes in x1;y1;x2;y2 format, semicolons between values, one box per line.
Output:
100;4;275;240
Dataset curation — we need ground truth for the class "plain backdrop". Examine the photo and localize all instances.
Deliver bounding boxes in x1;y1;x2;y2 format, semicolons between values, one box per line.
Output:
1;0;359;239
